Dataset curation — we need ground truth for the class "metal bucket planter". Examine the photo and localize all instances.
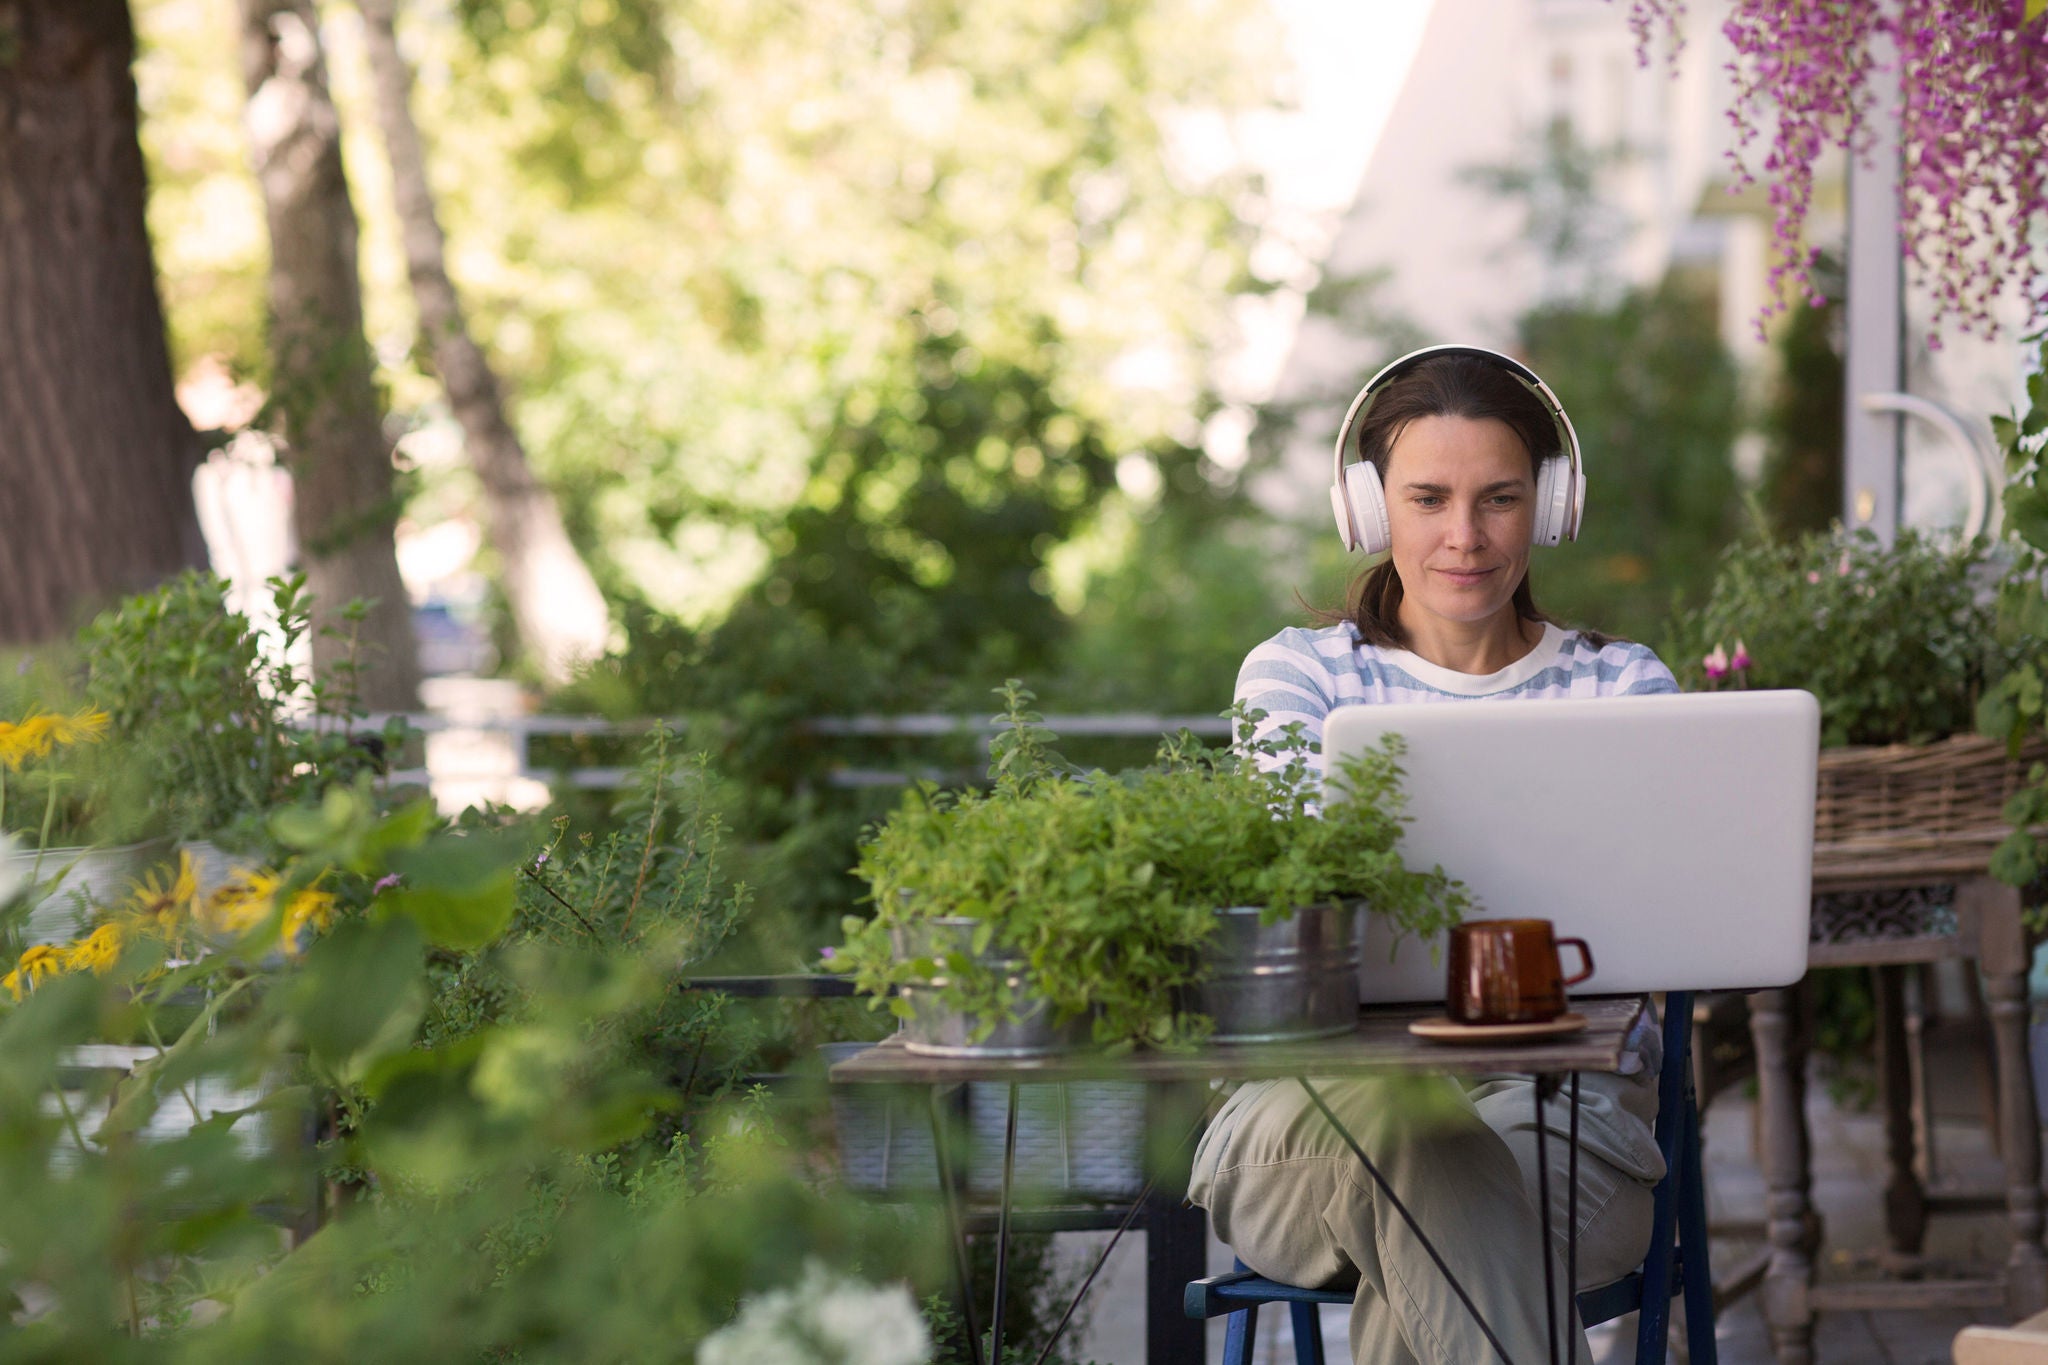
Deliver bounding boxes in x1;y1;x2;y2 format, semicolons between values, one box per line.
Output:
1189;902;1361;1044
966;1079;1146;1200
10;840;173;948
821;1041;941;1192
823;1042;1145;1200
892;917;1088;1058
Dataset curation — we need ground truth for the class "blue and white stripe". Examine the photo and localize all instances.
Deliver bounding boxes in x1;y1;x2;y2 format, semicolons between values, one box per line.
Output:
1236;621;1679;771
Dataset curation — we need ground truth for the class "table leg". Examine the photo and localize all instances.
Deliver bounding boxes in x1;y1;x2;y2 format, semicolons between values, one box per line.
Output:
1146;1187;1208;1365
990;1082;1019;1365
1875;964;1929;1256
929;1085;986;1365
1751;985;1816;1365
1567;1072;1580;1365
1535;1076;1560;1365
1961;875;2048;1319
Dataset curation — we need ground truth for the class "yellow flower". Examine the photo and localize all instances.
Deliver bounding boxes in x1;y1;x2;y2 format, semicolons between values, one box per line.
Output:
44;708;110;747
4;943;67;997
281;888;338;953
127;852;198;931
0;714;56;770
64;923;124;976
197;868;283;939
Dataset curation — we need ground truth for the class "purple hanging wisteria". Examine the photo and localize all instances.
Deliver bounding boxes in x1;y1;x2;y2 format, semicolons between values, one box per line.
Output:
1628;0;2048;341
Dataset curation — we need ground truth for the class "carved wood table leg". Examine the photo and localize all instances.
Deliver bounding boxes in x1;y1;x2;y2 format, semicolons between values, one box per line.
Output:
1966;878;2048;1318
1753;983;1816;1364
1875;963;1929;1256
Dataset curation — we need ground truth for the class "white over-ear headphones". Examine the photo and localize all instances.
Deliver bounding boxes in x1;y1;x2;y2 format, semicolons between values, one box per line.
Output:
1329;343;1586;557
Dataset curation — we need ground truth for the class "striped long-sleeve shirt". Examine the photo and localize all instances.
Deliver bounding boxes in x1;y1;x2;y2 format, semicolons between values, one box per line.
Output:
1235;620;1680;766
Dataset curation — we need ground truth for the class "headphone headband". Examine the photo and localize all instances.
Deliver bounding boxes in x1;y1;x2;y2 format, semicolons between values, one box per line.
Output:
1328;343;1585;552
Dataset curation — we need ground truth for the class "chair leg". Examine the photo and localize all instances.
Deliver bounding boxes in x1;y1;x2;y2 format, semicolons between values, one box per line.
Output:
1678;1075;1720;1365
1222;1304;1258;1365
1288;1300;1327;1365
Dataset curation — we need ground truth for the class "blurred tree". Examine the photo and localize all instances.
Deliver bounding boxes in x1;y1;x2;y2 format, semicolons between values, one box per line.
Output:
357;0;608;685
0;0;205;643
416;0;1272;617
1465;119;1742;642
1758;251;1845;537
1519;270;1744;643
239;0;419;707
493;0;1280;930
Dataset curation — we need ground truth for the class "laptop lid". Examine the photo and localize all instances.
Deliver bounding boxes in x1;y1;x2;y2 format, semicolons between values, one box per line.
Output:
1321;689;1819;1001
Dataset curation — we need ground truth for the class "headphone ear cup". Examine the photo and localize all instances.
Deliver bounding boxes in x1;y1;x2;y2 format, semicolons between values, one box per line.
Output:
1330;481;1359;552
1342;461;1391;557
1532;457;1565;547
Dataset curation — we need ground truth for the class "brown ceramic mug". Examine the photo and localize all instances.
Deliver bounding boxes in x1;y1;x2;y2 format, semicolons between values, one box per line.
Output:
1445;918;1595;1025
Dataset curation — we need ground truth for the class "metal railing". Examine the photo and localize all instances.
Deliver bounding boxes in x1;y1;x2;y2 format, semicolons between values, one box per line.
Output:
359;710;1234;803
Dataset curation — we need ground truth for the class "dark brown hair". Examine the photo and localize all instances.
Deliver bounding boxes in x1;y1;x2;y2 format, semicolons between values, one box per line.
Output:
1323;352;1594;648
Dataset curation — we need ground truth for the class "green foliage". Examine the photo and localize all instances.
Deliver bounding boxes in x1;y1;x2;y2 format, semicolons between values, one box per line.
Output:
838;683;1468;1049
1978;333;2048;899
0;766;942;1361
1667;527;2009;747
423;727;765;1123
1518;270;1745;642
397;0;1274;626
1043;496;1290;714
1757;252;1846;537
76;572;402;847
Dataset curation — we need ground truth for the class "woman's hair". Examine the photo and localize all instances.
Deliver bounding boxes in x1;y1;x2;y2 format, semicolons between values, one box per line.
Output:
1323;352;1599;648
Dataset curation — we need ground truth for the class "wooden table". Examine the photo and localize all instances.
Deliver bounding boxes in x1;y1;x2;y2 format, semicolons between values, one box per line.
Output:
833;996;1645;1365
1749;873;2046;1363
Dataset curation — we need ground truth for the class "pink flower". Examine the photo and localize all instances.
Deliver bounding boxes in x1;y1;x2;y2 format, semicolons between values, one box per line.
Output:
1806;570;1821;584
373;873;402;894
1732;640;1751;672
819;945;837;961
1703;645;1730;680
1837;553;1851;577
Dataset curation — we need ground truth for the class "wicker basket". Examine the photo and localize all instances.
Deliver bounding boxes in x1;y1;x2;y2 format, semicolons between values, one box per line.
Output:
1812;733;2048;888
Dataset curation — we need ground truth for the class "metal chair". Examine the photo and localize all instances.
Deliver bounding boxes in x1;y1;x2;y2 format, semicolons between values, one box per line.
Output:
1184;992;1716;1364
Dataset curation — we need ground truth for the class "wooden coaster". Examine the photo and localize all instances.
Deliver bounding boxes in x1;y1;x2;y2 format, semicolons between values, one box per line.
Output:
1407;1011;1590;1044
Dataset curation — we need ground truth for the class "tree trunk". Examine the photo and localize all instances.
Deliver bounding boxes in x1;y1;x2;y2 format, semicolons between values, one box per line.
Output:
0;0;205;644
239;0;419;710
357;0;609;686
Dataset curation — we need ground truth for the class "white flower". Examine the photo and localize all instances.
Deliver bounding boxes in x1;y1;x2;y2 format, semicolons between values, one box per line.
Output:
699;1260;931;1365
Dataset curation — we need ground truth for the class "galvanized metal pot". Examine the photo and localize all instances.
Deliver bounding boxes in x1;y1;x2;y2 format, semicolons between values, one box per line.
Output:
14;840;174;947
1189;902;1361;1044
892;916;1088;1057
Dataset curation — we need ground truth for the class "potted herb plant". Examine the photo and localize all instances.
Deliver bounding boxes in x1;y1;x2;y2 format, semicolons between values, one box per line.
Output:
838;683;1467;1053
1668;525;2025;883
78;571;406;897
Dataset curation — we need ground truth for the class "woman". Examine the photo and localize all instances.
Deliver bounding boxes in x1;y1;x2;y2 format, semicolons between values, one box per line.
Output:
1188;347;1677;1364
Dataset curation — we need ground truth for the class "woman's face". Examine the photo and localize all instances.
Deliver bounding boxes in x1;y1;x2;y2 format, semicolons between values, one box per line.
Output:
1382;414;1537;636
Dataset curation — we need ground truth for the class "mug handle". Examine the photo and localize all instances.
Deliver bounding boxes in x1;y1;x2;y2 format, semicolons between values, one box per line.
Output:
1556;937;1595;988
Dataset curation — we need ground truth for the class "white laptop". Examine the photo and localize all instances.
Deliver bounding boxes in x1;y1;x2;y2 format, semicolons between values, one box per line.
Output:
1322;689;1819;1002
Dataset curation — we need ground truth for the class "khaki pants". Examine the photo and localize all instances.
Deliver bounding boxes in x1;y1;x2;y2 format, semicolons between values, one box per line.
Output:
1189;1075;1658;1365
